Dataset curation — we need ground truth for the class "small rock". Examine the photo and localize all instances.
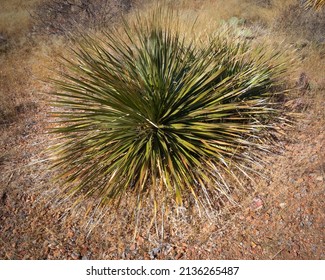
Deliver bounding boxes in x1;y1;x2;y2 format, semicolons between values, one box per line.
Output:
0;34;7;43
149;247;161;259
53;250;61;258
251;197;263;211
121;251;128;259
71;5;79;13
296;178;304;184
71;252;81;260
175;252;184;259
316;176;323;182
80;246;88;256
279;202;286;209
67;229;74;238
136;236;144;246
23;254;31;260
130;243;137;251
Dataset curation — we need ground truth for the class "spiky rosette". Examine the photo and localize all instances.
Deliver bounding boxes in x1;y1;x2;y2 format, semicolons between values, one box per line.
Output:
49;9;290;217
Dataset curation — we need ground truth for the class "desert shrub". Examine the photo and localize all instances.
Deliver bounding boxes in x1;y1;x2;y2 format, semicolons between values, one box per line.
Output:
0;33;9;53
276;2;325;43
49;8;292;223
32;0;134;35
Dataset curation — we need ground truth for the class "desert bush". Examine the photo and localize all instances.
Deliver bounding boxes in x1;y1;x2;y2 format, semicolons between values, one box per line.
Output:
49;8;292;223
0;33;9;53
32;0;134;35
276;2;325;43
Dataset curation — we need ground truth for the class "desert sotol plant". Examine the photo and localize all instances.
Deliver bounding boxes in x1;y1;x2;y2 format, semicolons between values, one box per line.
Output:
49;9;291;221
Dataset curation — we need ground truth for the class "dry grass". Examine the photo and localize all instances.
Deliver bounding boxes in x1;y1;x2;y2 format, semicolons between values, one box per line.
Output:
0;35;68;125
0;0;42;123
0;49;34;123
304;0;325;10
162;0;296;27
276;3;325;43
0;0;41;38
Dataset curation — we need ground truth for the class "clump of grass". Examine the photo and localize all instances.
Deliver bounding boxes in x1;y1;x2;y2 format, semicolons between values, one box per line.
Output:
49;8;292;227
304;0;325;10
